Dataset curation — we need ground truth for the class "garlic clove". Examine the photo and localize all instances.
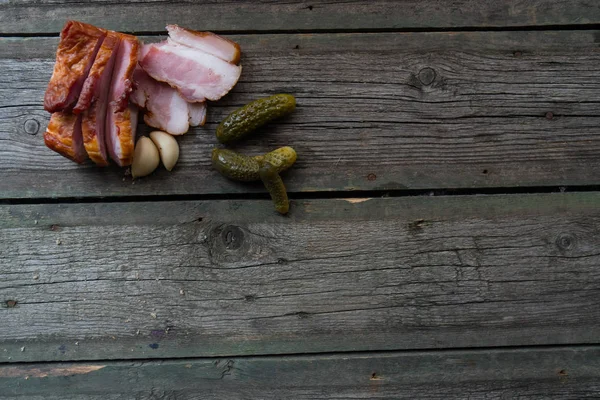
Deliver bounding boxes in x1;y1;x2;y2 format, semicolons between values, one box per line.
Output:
132;136;160;179
150;130;180;171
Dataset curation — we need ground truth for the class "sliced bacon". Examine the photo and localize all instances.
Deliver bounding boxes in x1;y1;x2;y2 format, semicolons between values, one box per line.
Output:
188;101;207;127
44;112;87;164
166;25;241;64
106;105;138;167
74;31;120;114
140;42;242;102
80;33;121;166
106;34;139;166
131;67;207;135
131;67;189;135
44;21;107;113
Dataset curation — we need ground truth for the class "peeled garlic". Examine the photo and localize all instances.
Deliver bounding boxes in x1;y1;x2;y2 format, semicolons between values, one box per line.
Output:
132;136;160;179
150;130;180;171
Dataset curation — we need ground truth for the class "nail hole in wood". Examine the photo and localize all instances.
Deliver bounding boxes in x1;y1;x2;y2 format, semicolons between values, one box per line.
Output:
367;173;377;181
545;111;554;120
6;300;17;308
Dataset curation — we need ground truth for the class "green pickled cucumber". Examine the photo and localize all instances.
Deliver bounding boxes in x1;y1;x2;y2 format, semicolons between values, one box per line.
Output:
212;148;261;182
216;94;296;144
260;146;297;173
260;162;289;214
212;147;297;182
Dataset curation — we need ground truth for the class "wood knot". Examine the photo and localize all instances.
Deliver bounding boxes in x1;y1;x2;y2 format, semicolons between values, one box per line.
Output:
408;219;426;231
221;225;244;250
370;372;383;380
295;311;310;319
418;67;436;86
558;369;568;383
555;233;575;251
5;300;17;308
208;224;252;265
24;118;40;135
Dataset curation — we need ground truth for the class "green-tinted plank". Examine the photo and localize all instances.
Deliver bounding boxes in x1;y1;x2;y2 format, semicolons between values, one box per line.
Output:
1;347;599;399
1;31;600;199
1;193;600;362
1;0;599;35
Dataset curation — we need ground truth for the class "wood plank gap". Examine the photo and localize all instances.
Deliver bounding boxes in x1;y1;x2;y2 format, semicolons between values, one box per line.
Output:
1;185;599;206
3;23;600;38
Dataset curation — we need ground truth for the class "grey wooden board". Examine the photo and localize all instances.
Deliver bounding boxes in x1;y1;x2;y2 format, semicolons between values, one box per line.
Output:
1;346;599;399
2;0;599;35
1;193;600;363
2;31;600;199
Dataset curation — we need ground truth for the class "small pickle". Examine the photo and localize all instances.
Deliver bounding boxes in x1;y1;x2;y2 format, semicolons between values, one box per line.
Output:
261;146;297;172
212;147;297;182
211;148;261;181
216;94;296;144
260;162;289;215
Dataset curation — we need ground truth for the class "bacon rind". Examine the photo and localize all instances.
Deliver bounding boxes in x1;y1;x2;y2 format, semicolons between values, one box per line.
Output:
44;21;107;113
74;31;120;114
44;112;87;164
105;34;140;167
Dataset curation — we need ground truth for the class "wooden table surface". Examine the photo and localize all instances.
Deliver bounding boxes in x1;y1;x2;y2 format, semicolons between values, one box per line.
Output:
1;1;600;398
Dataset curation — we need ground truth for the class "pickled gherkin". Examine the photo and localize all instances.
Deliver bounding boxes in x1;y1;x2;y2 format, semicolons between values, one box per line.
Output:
212;147;297;182
211;149;261;182
260;162;289;215
216;94;296;144
261;146;297;172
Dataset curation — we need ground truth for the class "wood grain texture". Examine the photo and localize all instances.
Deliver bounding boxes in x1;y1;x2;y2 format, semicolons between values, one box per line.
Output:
1;0;599;35
1;193;600;362
2;31;600;199
1;346;599;399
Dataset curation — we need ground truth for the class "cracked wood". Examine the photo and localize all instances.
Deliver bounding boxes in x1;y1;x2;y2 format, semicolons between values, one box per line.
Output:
1;31;600;198
1;193;599;362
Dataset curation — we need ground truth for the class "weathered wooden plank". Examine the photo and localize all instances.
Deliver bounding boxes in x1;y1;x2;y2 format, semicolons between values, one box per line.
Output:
2;0;599;35
1;347;599;399
1;193;599;362
1;31;600;199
